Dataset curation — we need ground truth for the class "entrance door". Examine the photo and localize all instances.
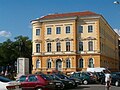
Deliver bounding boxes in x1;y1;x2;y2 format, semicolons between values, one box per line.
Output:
56;59;62;71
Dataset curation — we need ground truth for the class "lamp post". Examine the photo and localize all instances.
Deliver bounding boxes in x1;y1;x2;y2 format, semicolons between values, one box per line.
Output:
114;1;120;4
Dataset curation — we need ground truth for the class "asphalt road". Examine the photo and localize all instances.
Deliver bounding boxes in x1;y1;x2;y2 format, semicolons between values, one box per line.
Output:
68;84;120;90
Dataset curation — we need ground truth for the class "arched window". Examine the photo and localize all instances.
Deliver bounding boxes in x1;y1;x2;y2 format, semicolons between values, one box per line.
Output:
47;59;51;68
36;59;40;69
89;58;94;68
79;58;83;68
66;58;71;68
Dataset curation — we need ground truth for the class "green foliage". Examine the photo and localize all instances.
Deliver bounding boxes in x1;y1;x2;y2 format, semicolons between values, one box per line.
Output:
0;35;32;66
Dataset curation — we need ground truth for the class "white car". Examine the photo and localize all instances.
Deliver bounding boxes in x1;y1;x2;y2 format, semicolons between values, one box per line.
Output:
0;76;22;90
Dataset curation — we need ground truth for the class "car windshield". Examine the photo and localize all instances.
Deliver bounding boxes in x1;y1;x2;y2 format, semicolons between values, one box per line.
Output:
51;74;61;80
46;75;54;80
40;74;52;80
0;76;11;82
55;74;67;79
19;76;27;82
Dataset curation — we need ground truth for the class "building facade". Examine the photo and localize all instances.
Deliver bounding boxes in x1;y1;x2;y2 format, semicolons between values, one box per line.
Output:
31;11;119;74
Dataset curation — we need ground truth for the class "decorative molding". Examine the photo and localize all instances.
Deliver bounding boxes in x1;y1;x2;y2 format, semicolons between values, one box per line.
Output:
46;38;53;42
64;37;73;41
34;39;42;43
82;37;96;40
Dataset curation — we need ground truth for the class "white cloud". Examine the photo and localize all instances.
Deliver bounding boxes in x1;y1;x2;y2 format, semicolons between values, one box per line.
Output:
0;30;11;37
114;29;120;36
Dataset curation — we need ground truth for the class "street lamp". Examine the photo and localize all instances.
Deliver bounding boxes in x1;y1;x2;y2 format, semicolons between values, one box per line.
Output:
114;1;120;4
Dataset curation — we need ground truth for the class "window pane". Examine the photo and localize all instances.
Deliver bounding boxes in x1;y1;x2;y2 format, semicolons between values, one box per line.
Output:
89;58;94;68
88;41;93;51
66;26;70;33
88;25;93;32
79;59;83;68
47;60;51;68
79;42;83;51
28;76;37;82
36;29;40;35
56;42;61;52
47;28;51;35
56;27;61;34
36;60;40;68
66;59;71;68
66;42;70;51
36;44;40;53
19;76;27;82
47;43;51;52
78;26;83;33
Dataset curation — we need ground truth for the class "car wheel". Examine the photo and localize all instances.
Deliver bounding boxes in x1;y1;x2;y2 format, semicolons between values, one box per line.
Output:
115;81;119;86
36;87;43;90
83;80;88;85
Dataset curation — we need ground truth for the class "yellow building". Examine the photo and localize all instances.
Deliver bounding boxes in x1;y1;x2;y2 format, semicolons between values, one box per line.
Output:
31;11;119;74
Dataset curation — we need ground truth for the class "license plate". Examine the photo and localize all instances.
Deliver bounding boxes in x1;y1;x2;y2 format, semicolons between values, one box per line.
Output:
56;83;61;85
15;86;19;88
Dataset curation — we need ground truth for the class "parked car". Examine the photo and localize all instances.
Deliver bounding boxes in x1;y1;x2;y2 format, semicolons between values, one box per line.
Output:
48;74;75;89
40;73;64;90
19;74;55;90
0;76;22;90
54;73;81;87
111;73;120;86
94;72;105;84
84;72;97;83
70;72;95;85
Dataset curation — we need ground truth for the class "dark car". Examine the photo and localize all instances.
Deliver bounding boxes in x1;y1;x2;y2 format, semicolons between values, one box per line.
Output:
84;72;98;83
48;74;75;89
54;73;81;87
111;73;120;86
41;74;64;90
19;74;55;90
70;72;95;85
94;72;105;84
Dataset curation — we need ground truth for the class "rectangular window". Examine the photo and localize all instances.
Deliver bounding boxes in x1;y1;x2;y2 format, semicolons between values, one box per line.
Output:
56;27;61;34
88;25;93;33
78;26;83;33
66;42;70;51
36;44;40;53
56;42;61;52
66;26;70;33
36;29;40;35
47;28;51;35
47;43;51;52
79;42;83;51
88;41;93;51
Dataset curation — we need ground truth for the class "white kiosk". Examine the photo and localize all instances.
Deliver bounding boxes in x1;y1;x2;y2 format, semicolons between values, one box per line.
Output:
17;57;29;78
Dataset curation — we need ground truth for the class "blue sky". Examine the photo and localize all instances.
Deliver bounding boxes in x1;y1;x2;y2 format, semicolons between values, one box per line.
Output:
0;0;120;42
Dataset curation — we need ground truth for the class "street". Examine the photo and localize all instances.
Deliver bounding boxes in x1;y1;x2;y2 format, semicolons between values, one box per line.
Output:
68;84;120;90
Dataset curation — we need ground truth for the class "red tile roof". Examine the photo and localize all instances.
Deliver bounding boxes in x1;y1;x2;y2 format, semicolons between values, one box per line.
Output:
40;11;99;20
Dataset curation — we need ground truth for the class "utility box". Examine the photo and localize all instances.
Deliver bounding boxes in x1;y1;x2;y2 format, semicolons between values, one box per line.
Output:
17;58;29;78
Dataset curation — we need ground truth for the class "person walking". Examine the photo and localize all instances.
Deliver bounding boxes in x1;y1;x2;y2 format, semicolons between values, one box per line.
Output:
105;70;111;90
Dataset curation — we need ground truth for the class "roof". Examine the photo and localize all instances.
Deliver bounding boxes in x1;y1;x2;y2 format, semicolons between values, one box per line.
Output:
39;11;100;20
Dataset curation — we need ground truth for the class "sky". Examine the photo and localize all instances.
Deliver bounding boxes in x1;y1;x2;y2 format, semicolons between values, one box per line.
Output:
0;0;120;42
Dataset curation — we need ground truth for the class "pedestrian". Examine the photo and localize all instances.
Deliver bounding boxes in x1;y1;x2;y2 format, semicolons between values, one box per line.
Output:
105;70;111;90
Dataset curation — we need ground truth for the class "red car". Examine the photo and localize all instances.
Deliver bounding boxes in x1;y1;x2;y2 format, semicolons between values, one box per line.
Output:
19;74;55;90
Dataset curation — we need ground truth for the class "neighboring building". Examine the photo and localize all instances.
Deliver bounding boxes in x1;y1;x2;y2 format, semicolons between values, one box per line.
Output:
119;38;120;70
31;11;119;74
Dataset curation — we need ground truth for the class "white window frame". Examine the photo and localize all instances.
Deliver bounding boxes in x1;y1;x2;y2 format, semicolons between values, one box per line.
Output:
36;29;40;36
36;44;40;53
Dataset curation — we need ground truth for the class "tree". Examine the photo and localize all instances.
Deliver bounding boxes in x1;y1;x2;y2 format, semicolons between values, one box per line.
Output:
0;35;32;73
